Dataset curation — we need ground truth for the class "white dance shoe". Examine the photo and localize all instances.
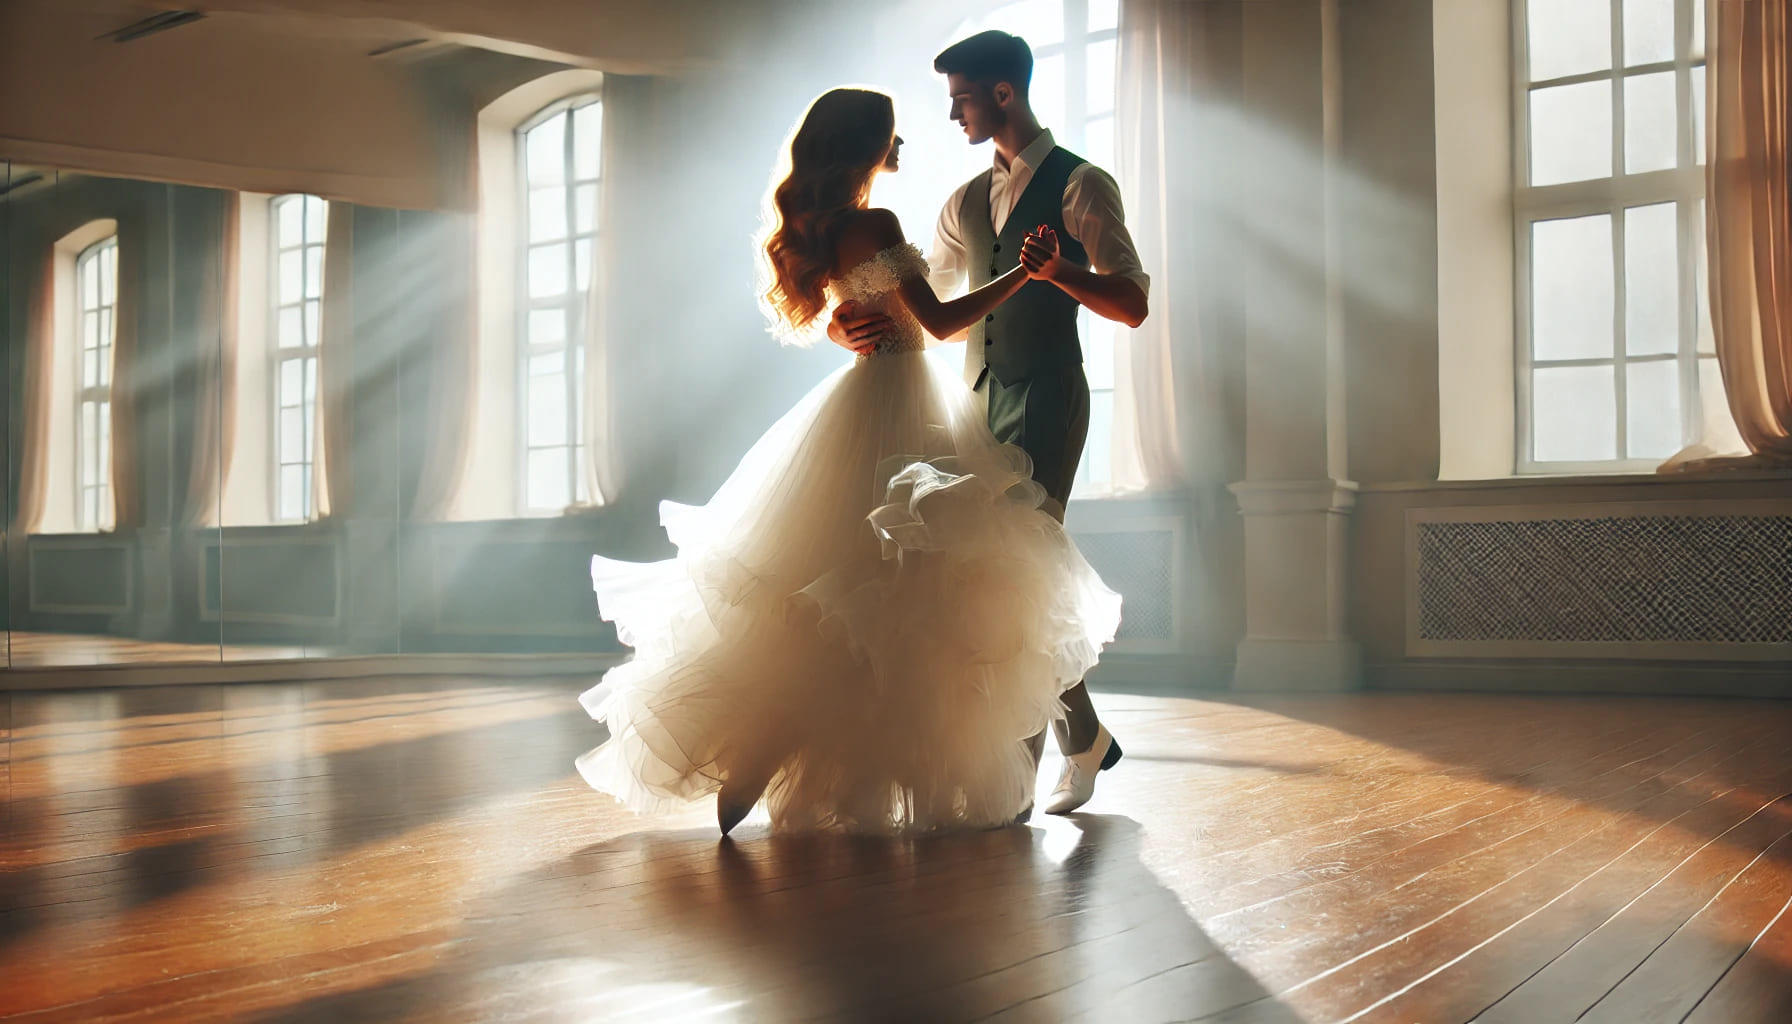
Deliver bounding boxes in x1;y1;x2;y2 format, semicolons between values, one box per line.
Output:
1043;725;1123;815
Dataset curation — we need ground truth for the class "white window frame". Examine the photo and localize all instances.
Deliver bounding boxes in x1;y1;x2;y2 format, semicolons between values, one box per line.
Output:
1512;0;1710;474
515;92;601;515
74;236;117;532
269;193;327;523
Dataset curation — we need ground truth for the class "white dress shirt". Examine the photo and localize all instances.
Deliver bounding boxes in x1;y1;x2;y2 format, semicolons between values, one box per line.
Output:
928;129;1151;301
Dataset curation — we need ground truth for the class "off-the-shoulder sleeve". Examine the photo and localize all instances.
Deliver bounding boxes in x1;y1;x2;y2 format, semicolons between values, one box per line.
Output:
878;242;930;281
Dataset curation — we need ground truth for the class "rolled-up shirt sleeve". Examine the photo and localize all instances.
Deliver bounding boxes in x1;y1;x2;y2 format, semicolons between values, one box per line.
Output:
1064;165;1150;297
927;181;972;299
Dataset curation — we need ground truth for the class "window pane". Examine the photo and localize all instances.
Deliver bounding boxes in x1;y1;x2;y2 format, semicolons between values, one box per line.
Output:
279;465;304;521
1090;0;1118;31
1693;0;1706;57
1624;71;1677;173
99;249;116;306
1087;37;1116;117
1697;355;1731;443
530;309;567;347
82;404;98;483
277;197;302;243
575;239;593;291
1626;358;1682;458
83;347;99;389
1528;0;1612;81
529;186;568;243
82;254;99;306
280;406;304;462
304;300;321;346
1081;310;1116;391
1624;0;1674;66
1532;214;1614;361
1032;51;1067;138
280;358;302;405
1084;116;1114;176
280;249;303;304
1533;365;1618;462
304;246;324;299
984;0;1064;47
1692;63;1706;166
278;305;302;349
529;374;568;446
530;350;564;378
528;243;569;299
575;184;598;235
304;356;317;404
527;448;569;510
1625;202;1679;355
1531;80;1614;185
526;114;567;187
306;196;327;241
573;102;603;180
1082;389;1115;493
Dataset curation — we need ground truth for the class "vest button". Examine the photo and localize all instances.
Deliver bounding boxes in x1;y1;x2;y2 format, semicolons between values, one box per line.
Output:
992;243;1001;253
988;265;998;275
985;336;995;346
985;314;994;322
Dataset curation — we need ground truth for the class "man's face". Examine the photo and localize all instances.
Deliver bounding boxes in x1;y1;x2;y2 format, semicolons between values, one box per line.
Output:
945;72;1006;145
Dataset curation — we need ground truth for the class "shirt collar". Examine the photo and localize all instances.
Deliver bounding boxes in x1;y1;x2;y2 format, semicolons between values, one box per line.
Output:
995;128;1056;177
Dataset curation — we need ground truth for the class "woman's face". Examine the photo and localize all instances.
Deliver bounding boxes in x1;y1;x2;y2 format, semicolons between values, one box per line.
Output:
881;132;903;173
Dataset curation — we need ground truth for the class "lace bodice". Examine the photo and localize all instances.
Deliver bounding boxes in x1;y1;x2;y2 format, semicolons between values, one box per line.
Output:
829;243;929;355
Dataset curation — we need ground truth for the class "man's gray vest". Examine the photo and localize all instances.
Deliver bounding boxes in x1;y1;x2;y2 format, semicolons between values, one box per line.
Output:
961;146;1089;388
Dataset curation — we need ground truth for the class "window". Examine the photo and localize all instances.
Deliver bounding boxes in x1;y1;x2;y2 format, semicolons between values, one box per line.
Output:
270;194;327;522
74;236;117;531
1515;0;1716;471
517;94;601;513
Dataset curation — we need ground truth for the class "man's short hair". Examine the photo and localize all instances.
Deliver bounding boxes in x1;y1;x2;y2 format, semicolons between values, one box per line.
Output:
933;30;1033;95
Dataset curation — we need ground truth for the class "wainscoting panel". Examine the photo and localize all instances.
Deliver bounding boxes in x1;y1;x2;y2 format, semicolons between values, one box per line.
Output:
428;536;605;637
28;536;134;615
1405;500;1792;661
202;533;342;626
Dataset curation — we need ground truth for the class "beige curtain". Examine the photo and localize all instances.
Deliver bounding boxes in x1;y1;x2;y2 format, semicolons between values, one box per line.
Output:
580;80;633;507
180;194;238;527
1110;0;1198;493
314;200;357;518
1704;0;1792;465
13;259;56;534
108;231;142;530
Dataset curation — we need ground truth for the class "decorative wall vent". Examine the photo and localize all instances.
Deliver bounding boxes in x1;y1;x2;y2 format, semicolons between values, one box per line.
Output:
1407;502;1792;661
1072;525;1179;648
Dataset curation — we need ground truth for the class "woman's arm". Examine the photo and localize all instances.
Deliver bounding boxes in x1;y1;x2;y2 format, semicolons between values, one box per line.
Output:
847;209;1026;341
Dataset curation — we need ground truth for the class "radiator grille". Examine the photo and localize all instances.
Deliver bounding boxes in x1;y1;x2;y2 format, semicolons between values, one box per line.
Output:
1072;528;1176;642
1416;514;1792;645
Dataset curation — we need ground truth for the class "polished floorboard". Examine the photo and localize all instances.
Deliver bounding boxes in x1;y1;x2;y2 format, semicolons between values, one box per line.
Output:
1;678;1790;1022
6;632;314;668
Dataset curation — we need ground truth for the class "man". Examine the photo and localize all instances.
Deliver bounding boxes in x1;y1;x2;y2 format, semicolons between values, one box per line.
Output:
828;30;1149;816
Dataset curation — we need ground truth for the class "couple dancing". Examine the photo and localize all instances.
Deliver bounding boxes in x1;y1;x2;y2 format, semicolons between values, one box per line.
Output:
577;31;1148;835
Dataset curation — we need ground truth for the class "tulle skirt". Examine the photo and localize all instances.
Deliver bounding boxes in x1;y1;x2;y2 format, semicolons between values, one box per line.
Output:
576;350;1121;833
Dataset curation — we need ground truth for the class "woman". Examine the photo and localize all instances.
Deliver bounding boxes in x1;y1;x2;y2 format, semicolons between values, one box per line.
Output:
576;88;1120;835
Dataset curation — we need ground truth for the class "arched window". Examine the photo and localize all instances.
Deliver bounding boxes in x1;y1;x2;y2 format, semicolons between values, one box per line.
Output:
74;235;117;531
517;94;602;513
269;193;328;521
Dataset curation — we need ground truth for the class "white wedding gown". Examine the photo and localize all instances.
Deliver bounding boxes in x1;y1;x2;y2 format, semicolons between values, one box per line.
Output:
575;243;1122;833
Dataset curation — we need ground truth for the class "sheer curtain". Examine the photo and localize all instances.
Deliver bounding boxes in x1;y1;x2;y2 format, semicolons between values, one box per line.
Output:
180;194;237;527
581;76;643;508
1111;0;1203;492
109;231;142;529
314;200;357;517
13;260;56;533
1704;0;1791;465
403;210;479;521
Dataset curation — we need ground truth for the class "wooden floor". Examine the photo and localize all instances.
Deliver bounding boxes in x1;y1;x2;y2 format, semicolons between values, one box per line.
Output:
2;679;1790;1023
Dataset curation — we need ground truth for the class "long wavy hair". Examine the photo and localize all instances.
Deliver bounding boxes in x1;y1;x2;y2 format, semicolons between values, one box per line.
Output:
759;88;896;342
